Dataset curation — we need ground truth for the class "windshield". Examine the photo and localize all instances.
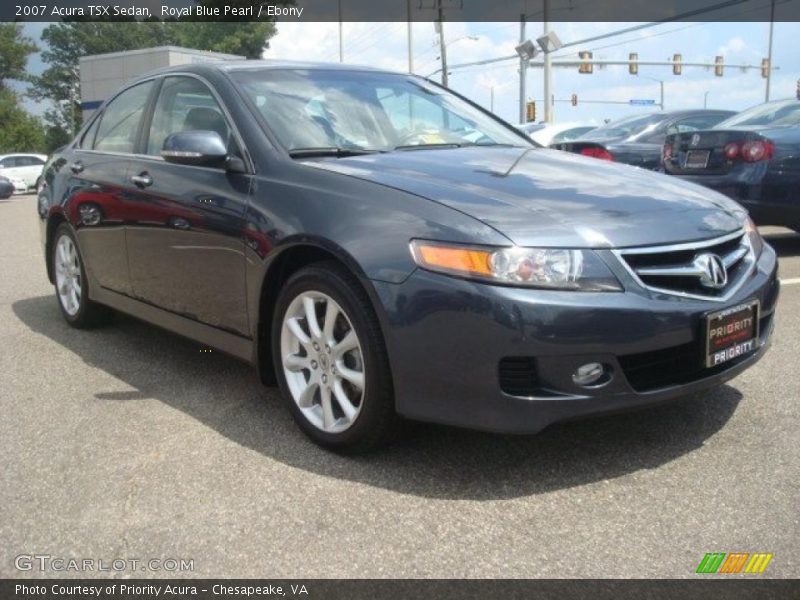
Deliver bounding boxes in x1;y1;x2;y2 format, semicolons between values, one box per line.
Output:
579;113;662;141
231;68;530;153
714;99;800;130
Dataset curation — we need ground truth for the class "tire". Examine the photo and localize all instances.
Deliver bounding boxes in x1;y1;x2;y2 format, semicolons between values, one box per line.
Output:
271;261;398;453
51;223;113;328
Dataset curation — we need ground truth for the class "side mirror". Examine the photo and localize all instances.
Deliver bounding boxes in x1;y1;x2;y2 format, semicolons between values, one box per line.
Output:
162;130;234;169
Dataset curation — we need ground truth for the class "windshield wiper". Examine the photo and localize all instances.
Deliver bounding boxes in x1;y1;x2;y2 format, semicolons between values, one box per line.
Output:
393;143;464;151
288;147;384;158
394;142;525;151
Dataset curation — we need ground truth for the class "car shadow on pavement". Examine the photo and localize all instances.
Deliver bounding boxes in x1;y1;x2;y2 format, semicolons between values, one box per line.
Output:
14;295;742;501
762;231;800;257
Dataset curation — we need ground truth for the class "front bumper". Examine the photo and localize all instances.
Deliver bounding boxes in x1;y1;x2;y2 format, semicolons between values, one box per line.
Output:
371;244;779;434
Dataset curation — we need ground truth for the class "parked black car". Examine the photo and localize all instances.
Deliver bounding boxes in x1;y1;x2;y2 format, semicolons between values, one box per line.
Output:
553;109;734;169
663;98;800;231
0;175;14;199
37;62;778;451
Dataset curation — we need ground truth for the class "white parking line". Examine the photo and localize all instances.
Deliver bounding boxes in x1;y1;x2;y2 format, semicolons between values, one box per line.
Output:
780;278;800;285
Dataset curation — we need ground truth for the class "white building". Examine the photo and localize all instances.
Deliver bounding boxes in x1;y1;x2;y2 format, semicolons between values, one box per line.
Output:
79;46;244;120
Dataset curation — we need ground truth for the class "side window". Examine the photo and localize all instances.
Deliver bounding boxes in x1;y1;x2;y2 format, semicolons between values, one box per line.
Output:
93;81;154;154
146;76;232;157
30;156;45;165
1;157;18;168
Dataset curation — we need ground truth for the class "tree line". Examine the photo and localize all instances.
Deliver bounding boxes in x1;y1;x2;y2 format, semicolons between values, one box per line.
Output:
0;17;277;154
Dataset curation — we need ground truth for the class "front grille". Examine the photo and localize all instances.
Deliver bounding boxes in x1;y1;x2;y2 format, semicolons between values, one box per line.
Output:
499;357;539;397
616;230;754;300
619;313;771;392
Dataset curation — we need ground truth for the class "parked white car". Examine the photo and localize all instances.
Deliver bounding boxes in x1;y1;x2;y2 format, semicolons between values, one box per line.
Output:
517;122;597;146
0;154;48;192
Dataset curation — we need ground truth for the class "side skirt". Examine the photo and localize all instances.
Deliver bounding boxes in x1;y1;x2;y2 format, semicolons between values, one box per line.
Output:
90;286;255;364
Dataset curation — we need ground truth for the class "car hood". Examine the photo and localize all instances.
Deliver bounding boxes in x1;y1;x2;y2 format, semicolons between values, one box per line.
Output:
303;146;745;248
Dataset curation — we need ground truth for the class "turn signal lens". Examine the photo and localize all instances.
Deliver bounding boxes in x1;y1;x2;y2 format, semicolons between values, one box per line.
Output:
414;244;493;276
410;241;622;291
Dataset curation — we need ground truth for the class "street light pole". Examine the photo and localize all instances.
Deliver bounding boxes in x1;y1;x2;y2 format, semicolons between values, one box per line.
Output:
519;14;526;123
765;0;775;101
338;0;343;62
407;0;413;73
437;0;448;87
704;91;710;108
543;0;553;123
635;73;665;111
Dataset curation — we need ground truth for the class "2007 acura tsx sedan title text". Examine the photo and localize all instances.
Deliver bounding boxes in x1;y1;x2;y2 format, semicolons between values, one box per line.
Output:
36;61;779;452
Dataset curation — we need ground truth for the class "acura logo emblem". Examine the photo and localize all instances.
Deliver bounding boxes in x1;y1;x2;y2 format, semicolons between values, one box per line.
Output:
690;133;701;147
694;253;727;289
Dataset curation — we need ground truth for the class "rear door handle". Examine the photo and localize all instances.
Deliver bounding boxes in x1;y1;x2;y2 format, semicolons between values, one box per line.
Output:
70;161;84;174
130;173;153;188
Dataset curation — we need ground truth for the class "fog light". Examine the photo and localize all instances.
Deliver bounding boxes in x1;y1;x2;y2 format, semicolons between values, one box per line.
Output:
572;362;606;386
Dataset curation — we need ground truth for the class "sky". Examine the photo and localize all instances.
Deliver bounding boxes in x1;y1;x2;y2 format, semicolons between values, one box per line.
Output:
20;20;800;125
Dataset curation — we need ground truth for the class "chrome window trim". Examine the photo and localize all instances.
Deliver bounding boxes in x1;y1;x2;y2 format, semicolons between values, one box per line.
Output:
612;228;757;302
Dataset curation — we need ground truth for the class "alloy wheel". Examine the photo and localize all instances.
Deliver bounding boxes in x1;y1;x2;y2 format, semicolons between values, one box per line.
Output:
54;234;82;316
280;291;365;433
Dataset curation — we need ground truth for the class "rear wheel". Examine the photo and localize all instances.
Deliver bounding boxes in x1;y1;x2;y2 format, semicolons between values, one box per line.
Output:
52;223;112;328
272;262;397;452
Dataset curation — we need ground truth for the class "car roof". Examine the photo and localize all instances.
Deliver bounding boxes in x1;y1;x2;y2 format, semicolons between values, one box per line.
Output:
0;153;48;159
143;59;403;78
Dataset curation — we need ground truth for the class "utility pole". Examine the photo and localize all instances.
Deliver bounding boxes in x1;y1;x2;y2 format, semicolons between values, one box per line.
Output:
704;91;709;108
659;80;664;111
519;14;526;123
407;0;413;73
765;0;775;101
437;0;448;87
543;0;553;123
490;86;495;112
338;0;344;62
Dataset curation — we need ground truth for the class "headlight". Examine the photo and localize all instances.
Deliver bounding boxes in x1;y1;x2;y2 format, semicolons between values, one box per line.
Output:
409;240;622;291
744;216;763;258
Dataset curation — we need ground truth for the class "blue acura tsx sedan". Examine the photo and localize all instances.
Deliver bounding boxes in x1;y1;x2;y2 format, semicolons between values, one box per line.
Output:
36;61;778;451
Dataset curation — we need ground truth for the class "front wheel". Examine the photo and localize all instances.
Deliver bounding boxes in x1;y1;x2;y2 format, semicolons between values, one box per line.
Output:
272;262;397;452
51;223;112;328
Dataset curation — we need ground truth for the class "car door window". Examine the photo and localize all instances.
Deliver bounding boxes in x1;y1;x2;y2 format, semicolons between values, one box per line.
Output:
146;76;233;158
93;81;154;154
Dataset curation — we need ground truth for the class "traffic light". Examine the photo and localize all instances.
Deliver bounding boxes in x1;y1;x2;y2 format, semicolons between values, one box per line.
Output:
526;101;536;122
715;56;724;76
761;58;770;78
673;53;682;75
629;53;638;75
578;51;593;74
571;94;578;107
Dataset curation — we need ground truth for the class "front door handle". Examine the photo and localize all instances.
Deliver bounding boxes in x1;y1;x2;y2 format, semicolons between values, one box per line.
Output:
130;173;153;188
70;161;84;174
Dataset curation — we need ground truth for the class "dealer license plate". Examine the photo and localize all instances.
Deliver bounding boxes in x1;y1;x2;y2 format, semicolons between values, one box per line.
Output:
705;300;759;368
685;150;710;169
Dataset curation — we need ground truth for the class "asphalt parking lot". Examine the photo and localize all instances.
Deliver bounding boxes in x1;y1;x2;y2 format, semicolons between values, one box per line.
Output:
1;192;798;579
